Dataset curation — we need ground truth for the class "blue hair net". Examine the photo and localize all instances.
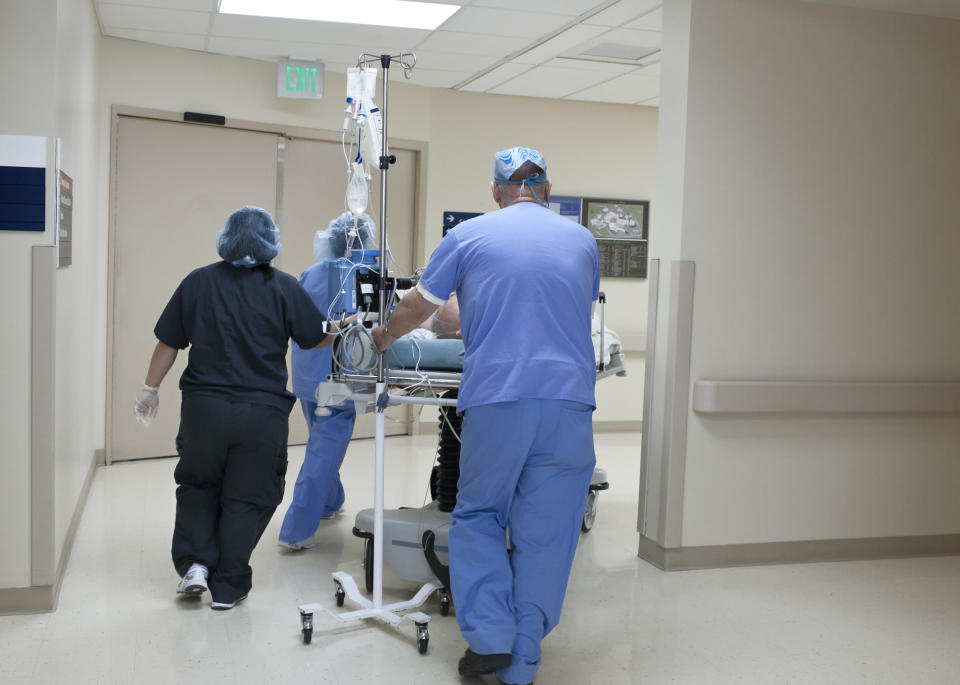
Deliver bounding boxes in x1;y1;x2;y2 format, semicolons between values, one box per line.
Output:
314;212;377;262
493;146;547;185
217;206;281;267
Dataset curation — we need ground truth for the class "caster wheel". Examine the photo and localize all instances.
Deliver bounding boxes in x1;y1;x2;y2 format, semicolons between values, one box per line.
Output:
582;489;599;533
364;538;374;594
439;589;451;616
300;612;313;645
335;581;346;607
416;622;429;654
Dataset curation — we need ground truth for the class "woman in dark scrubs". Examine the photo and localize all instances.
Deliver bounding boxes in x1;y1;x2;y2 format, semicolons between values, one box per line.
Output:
134;206;335;610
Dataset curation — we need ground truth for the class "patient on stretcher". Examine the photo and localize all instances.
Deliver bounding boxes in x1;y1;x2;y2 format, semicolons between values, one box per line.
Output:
390;293;622;372
401;293;461;342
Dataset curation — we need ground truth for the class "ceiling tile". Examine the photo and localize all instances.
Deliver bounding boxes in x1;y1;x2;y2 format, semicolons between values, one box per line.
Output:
470;0;600;15
438;6;571;38
583;0;661;27
511;24;609;65
106;28;207;51
563;70;659;103
488;65;615;99
409;50;499;72
206;36;365;63
212;13;429;47
639;61;660;75
624;7;662;31
97;0;213;10
600;27;661;46
459;62;532;91
404;68;475;88
544;57;636;74
98;3;210;34
415;29;520;57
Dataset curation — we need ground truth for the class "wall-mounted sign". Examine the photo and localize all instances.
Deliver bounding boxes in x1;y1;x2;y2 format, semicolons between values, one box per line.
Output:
0;134;46;232
442;211;482;237
582;197;650;279
277;60;324;99
56;139;73;267
548;195;582;223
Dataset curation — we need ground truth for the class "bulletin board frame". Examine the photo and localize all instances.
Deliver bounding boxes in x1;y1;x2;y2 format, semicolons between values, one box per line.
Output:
580;196;650;279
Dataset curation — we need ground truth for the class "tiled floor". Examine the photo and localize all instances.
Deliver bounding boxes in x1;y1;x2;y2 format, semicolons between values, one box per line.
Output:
2;431;960;684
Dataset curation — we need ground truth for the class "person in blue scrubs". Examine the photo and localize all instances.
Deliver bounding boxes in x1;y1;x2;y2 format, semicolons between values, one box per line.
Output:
278;212;375;549
372;148;599;685
134;206;336;610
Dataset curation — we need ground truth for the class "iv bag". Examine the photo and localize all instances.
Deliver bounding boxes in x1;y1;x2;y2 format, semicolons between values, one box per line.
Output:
359;105;383;166
346;162;368;215
346;67;377;105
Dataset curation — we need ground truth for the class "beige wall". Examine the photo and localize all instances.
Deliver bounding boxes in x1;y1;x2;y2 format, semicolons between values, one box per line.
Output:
0;0;102;590
653;0;960;547
0;0;59;588
99;38;657;426
53;0;105;560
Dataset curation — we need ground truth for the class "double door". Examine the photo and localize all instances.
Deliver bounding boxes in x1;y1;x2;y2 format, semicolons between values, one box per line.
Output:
109;114;417;461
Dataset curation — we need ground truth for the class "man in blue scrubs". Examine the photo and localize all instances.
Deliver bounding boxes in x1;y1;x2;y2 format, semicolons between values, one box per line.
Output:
278;212;375;549
372;148;599;685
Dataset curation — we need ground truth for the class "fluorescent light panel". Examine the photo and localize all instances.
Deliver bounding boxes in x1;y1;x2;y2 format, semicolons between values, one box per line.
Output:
218;0;461;30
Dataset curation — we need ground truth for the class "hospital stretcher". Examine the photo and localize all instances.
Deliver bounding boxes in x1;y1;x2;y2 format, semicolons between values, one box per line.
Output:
300;303;626;641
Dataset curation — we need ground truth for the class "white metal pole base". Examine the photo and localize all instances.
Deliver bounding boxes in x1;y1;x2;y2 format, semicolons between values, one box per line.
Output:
296;382;442;653
298;572;441;635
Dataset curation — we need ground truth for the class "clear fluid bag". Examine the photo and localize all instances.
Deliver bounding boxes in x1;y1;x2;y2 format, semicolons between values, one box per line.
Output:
346;162;368;215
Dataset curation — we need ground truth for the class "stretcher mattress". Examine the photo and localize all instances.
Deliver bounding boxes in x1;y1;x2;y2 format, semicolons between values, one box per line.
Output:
386;338;466;371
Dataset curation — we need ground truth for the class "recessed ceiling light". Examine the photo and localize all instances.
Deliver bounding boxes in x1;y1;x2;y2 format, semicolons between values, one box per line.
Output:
218;0;461;31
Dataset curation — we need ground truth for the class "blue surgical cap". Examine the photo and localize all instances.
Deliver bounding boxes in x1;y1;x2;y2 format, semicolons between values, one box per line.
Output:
493;146;547;185
217;206;281;267
314;212;377;262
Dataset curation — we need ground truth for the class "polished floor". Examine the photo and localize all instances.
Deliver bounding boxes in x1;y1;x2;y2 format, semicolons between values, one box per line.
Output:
2;431;960;684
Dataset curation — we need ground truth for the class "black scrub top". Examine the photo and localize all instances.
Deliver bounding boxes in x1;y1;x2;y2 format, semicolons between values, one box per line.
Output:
154;261;328;412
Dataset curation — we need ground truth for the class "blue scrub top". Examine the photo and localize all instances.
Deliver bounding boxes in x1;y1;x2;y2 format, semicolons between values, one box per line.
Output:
291;261;334;401
418;201;600;412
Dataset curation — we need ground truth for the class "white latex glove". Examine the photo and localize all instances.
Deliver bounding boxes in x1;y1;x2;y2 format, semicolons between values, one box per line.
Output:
135;384;160;426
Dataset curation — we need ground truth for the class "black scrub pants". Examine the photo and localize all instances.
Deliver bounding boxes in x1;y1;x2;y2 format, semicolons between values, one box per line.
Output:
172;394;289;604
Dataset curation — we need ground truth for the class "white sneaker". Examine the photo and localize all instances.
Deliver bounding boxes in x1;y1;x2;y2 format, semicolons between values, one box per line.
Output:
278;535;317;551
210;594;247;611
176;563;208;595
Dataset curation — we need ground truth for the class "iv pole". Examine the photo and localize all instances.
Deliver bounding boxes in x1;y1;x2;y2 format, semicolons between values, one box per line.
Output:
298;51;441;655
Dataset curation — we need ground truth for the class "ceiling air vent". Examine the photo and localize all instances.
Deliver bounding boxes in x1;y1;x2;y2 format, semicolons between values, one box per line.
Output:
579;42;659;61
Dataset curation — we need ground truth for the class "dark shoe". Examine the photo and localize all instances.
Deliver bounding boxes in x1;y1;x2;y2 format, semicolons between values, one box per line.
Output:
458;648;511;676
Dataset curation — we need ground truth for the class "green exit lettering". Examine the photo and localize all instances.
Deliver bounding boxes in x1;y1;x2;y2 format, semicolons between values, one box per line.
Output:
286;66;318;94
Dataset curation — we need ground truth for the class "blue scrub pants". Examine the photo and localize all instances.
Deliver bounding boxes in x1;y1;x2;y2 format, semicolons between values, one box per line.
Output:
279;400;356;545
449;399;596;685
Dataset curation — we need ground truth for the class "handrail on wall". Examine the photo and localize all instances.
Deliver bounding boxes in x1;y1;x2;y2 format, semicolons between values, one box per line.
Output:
693;380;960;415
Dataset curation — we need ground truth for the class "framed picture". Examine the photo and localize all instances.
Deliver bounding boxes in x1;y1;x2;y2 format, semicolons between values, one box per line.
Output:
581;197;649;279
582;197;649;241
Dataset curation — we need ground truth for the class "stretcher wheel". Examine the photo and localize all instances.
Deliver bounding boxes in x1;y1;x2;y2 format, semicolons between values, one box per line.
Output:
416;622;429;654
581;489;599;533
439;588;451;616
300;611;313;644
364;538;374;594
335;580;346;607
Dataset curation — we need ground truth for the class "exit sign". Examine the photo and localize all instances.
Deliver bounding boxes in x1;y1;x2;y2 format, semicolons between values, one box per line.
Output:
277;60;324;99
